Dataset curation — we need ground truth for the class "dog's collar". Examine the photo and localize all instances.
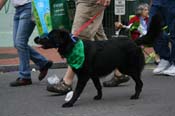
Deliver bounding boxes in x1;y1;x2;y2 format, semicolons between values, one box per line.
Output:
70;34;77;43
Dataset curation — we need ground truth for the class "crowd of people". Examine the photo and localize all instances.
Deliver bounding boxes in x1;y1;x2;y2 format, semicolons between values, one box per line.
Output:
0;0;175;98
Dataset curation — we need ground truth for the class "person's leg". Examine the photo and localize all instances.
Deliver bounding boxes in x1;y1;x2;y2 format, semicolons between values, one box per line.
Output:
169;7;175;65
153;32;170;61
74;2;129;87
61;2;106;85
92;12;130;87
153;6;170;61
61;1;106;85
47;2;106;93
29;46;48;68
153;32;171;74
147;5;171;74
72;2;105;40
29;46;53;81
162;6;175;76
62;66;75;85
71;2;129;88
10;4;35;86
94;24;107;40
10;3;52;87
103;69;130;87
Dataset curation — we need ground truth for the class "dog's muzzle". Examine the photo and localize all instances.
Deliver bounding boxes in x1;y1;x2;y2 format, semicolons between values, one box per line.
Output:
34;34;59;48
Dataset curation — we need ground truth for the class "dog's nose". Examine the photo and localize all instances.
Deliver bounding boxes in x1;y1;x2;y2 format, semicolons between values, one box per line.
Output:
34;36;49;45
34;36;40;44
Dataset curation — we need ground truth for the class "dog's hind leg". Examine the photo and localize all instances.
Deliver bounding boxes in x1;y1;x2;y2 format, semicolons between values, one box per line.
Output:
130;72;143;99
62;76;89;108
91;77;102;100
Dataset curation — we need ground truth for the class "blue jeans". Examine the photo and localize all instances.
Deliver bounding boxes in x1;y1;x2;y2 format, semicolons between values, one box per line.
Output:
148;5;171;62
13;3;48;79
167;6;175;64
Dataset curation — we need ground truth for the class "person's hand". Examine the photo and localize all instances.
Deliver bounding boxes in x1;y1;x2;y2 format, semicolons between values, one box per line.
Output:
96;0;111;7
114;22;123;29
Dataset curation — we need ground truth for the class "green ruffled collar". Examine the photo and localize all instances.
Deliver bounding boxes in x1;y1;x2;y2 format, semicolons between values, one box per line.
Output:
64;40;85;69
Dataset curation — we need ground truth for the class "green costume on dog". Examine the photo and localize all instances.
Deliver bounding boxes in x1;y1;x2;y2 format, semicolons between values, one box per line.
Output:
65;40;85;69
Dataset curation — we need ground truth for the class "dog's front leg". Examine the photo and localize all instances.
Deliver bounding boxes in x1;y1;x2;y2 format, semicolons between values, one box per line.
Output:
91;77;102;100
62;76;89;108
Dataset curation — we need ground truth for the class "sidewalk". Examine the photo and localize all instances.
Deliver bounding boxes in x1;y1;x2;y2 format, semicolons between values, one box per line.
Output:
0;47;67;72
0;47;155;72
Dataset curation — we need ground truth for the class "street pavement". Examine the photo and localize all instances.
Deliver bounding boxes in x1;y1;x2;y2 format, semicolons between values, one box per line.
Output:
0;67;175;116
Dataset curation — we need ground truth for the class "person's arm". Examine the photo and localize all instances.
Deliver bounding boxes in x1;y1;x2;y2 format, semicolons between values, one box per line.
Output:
0;0;7;10
96;0;111;6
114;22;124;29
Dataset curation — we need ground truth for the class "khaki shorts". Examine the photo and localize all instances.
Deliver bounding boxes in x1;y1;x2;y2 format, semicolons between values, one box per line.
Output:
71;1;107;40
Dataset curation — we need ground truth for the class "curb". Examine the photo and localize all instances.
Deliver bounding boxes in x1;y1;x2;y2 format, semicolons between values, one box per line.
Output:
0;62;156;73
0;62;68;73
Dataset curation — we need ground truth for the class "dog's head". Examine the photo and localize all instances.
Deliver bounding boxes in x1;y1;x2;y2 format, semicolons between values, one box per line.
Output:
34;29;78;56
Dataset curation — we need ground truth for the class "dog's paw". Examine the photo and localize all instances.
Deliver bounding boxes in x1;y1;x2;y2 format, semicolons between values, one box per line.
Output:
62;102;73;108
130;95;139;100
93;95;102;100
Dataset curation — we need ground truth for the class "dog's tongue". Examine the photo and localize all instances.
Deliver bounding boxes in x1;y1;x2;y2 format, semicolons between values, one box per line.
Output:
37;45;43;48
37;45;49;49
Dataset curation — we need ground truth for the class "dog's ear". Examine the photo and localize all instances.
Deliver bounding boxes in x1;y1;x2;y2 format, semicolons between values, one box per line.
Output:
50;29;72;45
59;29;71;41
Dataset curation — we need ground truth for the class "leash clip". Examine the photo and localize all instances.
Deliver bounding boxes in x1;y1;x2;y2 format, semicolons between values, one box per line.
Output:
70;34;77;43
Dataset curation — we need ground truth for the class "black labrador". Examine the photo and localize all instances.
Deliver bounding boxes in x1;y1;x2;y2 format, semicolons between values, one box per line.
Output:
34;14;162;108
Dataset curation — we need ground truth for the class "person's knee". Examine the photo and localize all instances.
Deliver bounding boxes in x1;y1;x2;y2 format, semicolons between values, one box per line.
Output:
14;40;27;51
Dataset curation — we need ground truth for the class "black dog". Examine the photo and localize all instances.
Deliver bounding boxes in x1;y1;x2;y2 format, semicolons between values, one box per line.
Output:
34;15;162;108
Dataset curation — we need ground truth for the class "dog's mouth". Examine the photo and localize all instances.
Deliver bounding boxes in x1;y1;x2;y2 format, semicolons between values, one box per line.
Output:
39;44;55;49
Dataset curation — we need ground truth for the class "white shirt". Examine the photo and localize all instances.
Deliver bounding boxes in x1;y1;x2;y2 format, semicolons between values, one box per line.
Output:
138;17;147;37
12;0;31;7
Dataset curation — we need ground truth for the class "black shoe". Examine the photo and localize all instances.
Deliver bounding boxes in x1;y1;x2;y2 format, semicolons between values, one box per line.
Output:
38;60;53;81
47;79;72;95
10;78;32;87
103;74;130;87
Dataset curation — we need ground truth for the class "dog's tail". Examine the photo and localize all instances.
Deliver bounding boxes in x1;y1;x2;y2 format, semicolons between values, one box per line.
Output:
134;13;163;47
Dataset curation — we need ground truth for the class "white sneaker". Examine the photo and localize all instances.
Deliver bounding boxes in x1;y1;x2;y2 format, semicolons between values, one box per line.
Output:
163;65;175;76
153;59;170;74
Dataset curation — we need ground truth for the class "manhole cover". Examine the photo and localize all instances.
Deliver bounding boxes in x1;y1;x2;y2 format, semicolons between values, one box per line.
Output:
0;53;18;59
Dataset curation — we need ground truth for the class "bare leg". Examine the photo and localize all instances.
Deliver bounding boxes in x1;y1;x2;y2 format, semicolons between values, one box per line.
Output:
63;66;75;85
114;69;122;77
46;66;74;94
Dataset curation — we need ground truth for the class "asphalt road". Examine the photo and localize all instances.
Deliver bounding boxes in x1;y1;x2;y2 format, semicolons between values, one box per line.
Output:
0;67;175;116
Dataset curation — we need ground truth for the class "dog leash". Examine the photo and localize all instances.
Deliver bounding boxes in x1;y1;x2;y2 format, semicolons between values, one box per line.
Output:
67;7;106;68
73;7;106;37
